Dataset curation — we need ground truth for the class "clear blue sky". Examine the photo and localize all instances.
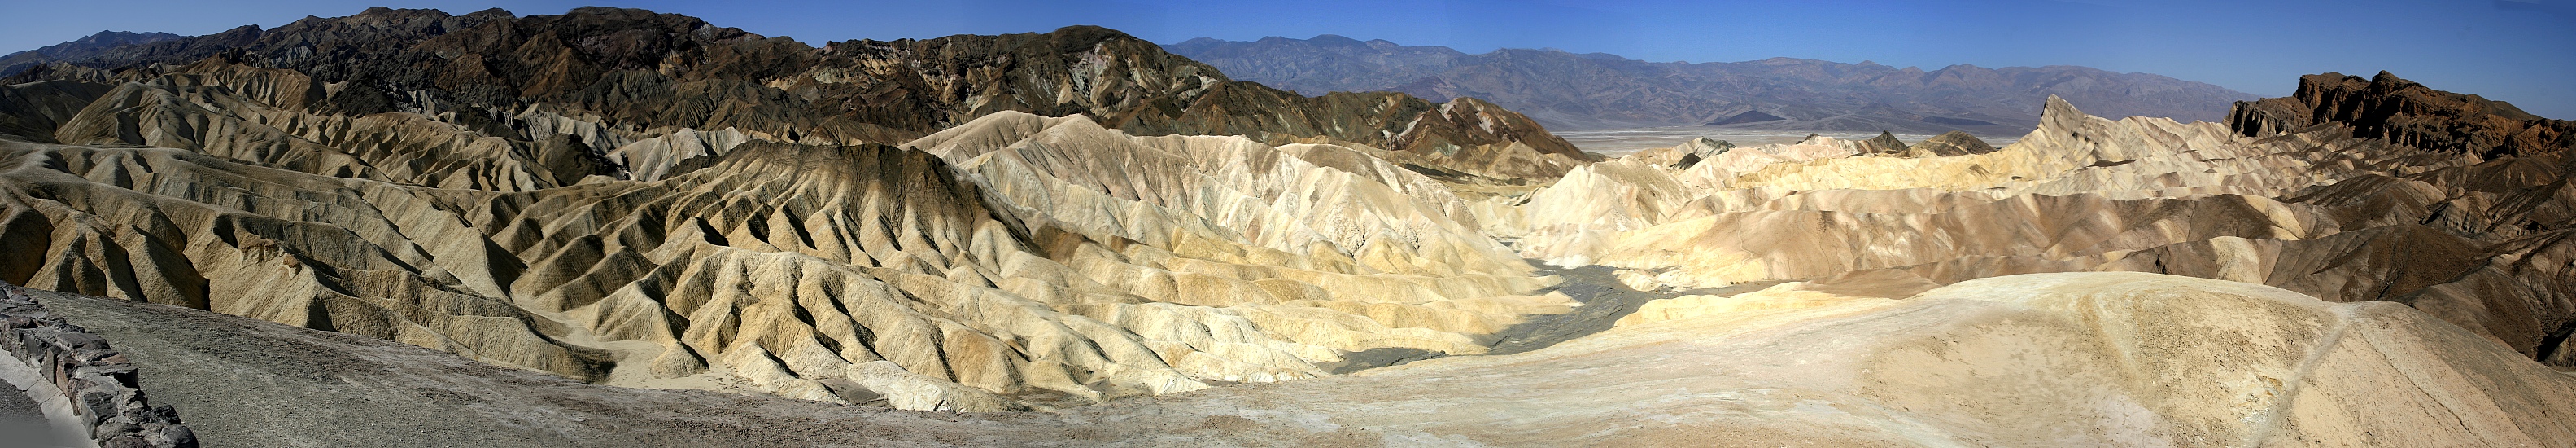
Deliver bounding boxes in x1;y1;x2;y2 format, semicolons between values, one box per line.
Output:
5;0;2571;117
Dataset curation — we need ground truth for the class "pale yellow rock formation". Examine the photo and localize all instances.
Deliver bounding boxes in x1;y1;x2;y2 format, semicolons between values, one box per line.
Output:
603;127;749;181
1482;95;2575;364
1081;272;2576;446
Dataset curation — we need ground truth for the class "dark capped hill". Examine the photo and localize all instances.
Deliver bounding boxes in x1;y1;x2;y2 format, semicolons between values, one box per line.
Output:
2220;72;2576;365
2229;71;2576;158
1167;36;2261;134
2;7;1590;178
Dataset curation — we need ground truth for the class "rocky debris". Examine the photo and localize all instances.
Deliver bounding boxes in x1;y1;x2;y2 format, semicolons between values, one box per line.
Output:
0;280;197;447
2229;71;2576;158
1479;91;2576;367
2;7;1584;180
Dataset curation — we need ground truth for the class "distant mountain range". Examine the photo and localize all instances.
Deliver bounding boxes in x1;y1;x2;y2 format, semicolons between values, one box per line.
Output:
0;31;183;78
0;13;1586;178
1166;35;2262;134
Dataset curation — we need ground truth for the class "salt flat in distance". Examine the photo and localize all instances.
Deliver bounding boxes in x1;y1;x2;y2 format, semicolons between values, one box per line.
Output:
1557;126;2025;156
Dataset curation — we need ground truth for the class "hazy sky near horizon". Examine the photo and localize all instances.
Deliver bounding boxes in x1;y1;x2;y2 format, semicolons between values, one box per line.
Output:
4;0;2570;117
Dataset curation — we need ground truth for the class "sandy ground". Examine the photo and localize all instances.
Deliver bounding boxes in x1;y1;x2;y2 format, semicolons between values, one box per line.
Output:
1556;127;2024;156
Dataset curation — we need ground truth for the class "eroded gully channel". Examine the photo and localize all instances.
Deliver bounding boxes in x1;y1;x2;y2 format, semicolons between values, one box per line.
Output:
1319;261;1787;374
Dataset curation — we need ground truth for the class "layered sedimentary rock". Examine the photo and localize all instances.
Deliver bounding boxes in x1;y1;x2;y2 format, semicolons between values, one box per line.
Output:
41;267;2576;446
0;8;1607;411
3;7;2573;444
1484;91;2576;367
3;7;1589;180
0;82;1565;411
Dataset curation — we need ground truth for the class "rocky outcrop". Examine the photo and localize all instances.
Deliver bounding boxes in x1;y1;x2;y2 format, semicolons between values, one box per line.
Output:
2229;71;2576;158
1623;137;1733;168
1906;130;1996;156
1168;36;2262;133
3;7;1586;180
1;281;198;447
1856;130;1907;155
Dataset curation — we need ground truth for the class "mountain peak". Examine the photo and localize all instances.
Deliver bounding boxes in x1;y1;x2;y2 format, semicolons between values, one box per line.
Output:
1165;35;2259;133
2043;94;2085;118
1310;34;1363;44
0;29;190;78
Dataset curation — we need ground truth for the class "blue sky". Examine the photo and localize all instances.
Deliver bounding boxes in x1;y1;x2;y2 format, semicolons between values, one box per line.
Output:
5;0;2571;117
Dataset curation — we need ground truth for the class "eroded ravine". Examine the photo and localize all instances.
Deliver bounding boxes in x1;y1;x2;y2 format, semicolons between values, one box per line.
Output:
1478;263;1779;357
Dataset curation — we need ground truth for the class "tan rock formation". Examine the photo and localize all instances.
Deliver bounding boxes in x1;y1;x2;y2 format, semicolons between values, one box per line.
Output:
0;103;1568;410
33;270;2575;446
1039;272;2576;446
1484;95;2576;365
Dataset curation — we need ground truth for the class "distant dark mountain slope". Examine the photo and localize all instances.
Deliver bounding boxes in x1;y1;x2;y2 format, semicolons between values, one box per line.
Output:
3;8;1587;178
0;31;184;77
1167;36;2261;134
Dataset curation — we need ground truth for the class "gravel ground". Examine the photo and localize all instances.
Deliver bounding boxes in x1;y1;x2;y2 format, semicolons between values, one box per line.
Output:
27;289;1092;447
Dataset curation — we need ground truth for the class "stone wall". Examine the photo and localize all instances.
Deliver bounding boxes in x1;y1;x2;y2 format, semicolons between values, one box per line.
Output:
0;281;196;448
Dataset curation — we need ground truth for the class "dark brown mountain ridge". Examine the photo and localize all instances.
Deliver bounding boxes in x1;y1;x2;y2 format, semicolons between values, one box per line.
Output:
2;7;1591;180
0;31;184;79
2230;71;2576;159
